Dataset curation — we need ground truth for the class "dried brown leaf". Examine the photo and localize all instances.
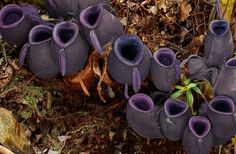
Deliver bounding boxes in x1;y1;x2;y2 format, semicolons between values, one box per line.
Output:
96;43;115;103
0;108;35;154
179;0;192;21
179;27;188;43
64;51;100;95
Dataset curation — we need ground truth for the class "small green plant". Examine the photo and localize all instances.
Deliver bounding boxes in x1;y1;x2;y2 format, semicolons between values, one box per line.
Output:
170;77;206;114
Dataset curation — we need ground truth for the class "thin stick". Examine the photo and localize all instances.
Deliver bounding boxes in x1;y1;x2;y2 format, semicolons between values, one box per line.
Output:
218;145;222;154
216;0;222;19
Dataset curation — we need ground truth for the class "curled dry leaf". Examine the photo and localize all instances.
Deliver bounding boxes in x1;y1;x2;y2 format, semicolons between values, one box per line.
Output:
0;108;35;154
0;65;13;89
58;135;72;142
179;0;192;21
179;27;188;43
64;51;100;96
95;43;116;103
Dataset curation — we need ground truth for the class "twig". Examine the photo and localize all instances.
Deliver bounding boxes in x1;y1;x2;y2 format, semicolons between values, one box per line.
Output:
234;135;236;154
59;124;98;153
165;41;191;54
0;86;18;98
218;145;222;154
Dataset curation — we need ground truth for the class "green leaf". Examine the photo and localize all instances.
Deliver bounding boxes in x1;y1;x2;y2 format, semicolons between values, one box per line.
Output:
184;79;191;86
170;89;184;99
175;85;185;90
186;83;198;90
186;90;194;107
192;86;202;95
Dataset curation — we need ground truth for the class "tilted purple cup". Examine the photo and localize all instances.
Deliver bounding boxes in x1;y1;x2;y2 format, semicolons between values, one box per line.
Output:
78;0;111;13
107;35;152;94
214;58;236;103
187;55;209;80
126;93;163;138
187;55;220;86
45;0;79;19
207;96;236;145
159;98;191;141
182;116;213;154
204;20;234;67
80;3;123;54
151;48;181;92
44;0;59;18
19;25;59;78
51;21;90;76
45;0;110;19
0;4;42;46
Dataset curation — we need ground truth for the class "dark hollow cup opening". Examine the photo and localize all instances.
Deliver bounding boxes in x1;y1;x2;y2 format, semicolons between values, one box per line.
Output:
31;28;52;42
165;99;187;116
155;50;174;67
120;43;140;61
58;28;75;44
167;103;185;115
226;58;236;67
83;5;101;26
190;116;210;138
211;100;233;113
2;9;23;25
115;36;143;65
129;94;154;112
193;121;208;136
134;100;150;111
210;20;228;36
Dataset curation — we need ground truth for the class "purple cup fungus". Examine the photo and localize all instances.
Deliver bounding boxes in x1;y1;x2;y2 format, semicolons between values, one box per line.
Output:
0;4;42;46
78;0;111;13
151;48;181;92
207;95;236;145
182;116;213;154
19;25;59;78
45;0;110;19
107;35;152;94
126;93;163;138
214;58;236;103
159;98;191;141
187;55;220;86
45;0;79;19
204;19;234;67
44;0;59;18
51;21;90;76
80;3;123;54
187;55;209;80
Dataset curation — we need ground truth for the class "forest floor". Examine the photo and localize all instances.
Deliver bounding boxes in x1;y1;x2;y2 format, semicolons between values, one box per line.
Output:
0;0;236;153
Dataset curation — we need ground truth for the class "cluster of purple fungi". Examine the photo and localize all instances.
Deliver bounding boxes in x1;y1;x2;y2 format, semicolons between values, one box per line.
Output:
0;0;235;153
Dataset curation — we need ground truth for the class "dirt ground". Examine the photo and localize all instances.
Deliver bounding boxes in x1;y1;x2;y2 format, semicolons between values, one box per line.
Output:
0;0;236;153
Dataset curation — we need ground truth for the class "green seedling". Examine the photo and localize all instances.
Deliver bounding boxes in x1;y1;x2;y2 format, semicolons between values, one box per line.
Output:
171;77;206;114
